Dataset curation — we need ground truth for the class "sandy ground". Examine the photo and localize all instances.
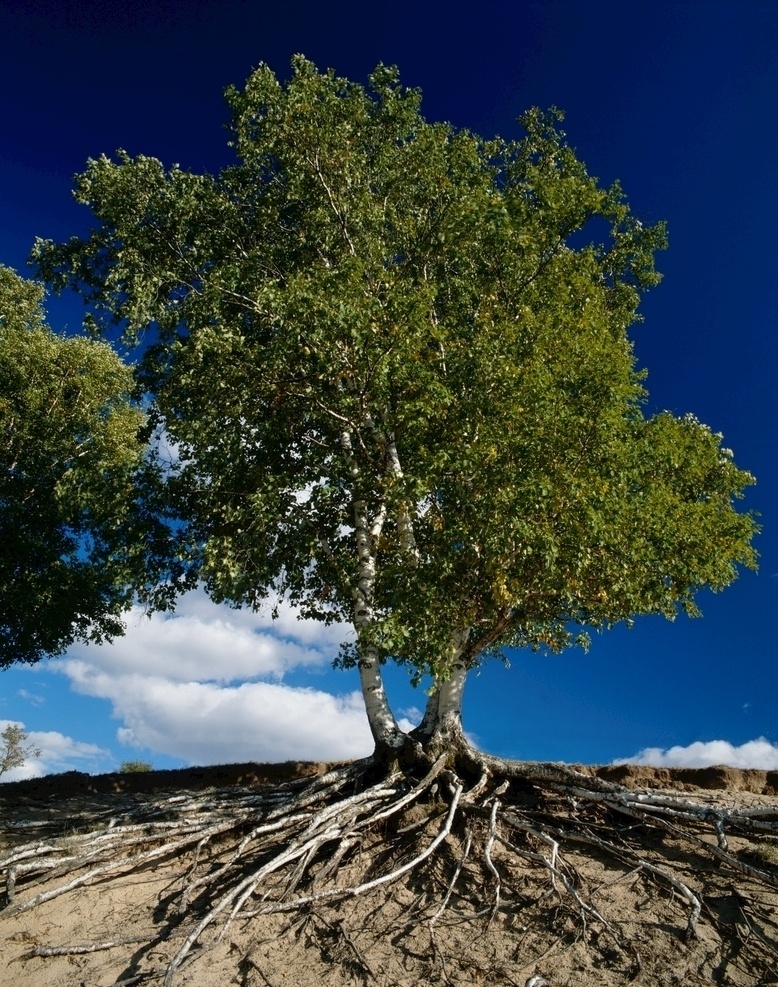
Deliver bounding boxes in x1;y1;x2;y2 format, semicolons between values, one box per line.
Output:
1;762;777;987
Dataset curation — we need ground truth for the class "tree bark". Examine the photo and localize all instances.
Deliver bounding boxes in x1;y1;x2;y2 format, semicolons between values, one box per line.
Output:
384;431;419;561
413;629;470;753
342;424;403;751
413;686;440;741
351;496;403;750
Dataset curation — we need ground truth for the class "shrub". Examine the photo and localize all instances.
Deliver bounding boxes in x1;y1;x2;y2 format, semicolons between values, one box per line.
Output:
119;760;153;773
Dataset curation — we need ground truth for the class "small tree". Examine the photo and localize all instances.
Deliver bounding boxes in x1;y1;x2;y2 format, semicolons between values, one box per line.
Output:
0;723;41;778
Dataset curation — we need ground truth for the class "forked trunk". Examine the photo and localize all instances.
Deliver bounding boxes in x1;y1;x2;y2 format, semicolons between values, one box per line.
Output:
345;423;470;759
410;629;471;757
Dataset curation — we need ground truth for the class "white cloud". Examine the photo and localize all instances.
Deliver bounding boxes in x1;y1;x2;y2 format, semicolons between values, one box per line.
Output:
53;588;371;767
17;688;45;707
397;706;423;733
65;590;346;685
1;718;108;781
112;679;372;764
148;426;181;475
614;737;778;770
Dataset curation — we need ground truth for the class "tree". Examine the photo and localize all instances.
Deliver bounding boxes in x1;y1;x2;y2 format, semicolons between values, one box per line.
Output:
0;722;41;778
33;57;757;757
0;265;170;667
18;59;767;983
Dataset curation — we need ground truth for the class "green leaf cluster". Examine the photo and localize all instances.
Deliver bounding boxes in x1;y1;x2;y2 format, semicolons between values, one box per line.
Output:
30;58;758;681
0;266;178;666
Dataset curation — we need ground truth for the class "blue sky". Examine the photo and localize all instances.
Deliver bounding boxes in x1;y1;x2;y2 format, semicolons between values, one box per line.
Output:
1;0;776;778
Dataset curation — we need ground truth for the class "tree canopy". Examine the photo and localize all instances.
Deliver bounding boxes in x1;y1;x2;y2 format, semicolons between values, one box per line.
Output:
0;265;165;667
31;57;757;750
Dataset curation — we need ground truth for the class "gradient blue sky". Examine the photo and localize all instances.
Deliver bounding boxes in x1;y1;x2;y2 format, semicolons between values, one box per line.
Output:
1;0;776;777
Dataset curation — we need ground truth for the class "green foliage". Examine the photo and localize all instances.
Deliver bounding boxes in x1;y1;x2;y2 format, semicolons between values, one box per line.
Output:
0;723;41;777
0;266;179;667
31;57;758;683
119;760;153;773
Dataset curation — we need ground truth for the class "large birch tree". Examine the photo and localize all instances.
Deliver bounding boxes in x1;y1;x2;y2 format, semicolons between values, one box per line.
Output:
10;60;773;986
32;57;757;760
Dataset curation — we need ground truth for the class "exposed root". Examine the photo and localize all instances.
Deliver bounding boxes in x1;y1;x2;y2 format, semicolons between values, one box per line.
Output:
2;753;777;986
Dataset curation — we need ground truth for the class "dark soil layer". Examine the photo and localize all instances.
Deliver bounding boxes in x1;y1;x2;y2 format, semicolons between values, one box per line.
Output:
2;759;777;803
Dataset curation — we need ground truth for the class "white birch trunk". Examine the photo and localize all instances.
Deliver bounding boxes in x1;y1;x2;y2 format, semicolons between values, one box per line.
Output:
416;628;470;747
414;686;440;739
384;433;419;562
363;416;419;562
434;659;468;743
342;430;403;751
435;627;470;744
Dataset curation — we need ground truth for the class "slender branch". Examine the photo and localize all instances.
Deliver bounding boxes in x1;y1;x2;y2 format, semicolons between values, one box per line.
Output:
311;153;357;257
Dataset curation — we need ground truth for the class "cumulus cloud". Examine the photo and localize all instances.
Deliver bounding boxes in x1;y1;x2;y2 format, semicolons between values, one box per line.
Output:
55;588;372;766
67;590;346;685
0;719;108;781
112;679;373;764
614;737;778;770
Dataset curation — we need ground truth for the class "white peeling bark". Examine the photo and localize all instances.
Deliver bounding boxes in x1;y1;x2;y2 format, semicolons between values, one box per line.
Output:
417;628;471;746
353;499;403;749
434;628;470;743
414;685;440;740
342;430;403;751
434;662;468;745
384;433;419;562
363;416;419;562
